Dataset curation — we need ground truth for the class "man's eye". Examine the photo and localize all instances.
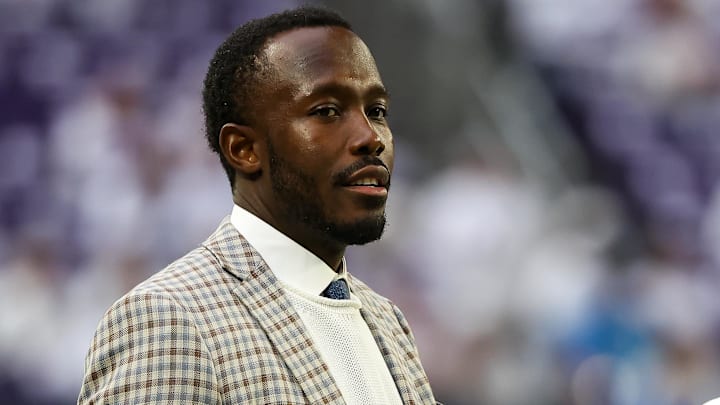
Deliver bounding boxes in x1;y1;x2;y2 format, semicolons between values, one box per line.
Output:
367;106;388;119
312;106;340;117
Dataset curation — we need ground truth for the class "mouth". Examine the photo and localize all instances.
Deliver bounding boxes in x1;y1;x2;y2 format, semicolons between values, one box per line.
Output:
340;165;390;197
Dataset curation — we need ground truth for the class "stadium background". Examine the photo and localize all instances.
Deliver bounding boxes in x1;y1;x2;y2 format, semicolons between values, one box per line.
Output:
2;0;720;403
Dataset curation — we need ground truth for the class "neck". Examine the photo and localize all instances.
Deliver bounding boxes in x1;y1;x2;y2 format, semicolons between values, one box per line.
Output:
233;195;346;271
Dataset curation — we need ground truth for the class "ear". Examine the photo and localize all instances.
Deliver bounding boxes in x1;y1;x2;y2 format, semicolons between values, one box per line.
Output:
219;123;263;177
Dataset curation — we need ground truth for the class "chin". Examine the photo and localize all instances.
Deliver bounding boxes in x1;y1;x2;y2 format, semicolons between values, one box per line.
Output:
327;212;387;245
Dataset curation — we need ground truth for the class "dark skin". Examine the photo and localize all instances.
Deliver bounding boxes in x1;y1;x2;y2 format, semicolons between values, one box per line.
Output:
218;26;394;271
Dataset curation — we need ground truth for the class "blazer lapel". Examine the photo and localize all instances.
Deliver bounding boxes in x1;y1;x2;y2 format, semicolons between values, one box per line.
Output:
352;281;420;405
203;218;344;405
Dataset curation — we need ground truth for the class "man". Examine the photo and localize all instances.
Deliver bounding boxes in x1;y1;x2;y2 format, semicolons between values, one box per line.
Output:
78;6;438;404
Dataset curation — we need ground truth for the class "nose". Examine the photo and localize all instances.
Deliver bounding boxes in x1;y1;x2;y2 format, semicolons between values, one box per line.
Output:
349;113;386;156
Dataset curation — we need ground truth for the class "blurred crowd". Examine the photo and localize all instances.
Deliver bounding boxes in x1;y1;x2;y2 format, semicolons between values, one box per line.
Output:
1;0;720;404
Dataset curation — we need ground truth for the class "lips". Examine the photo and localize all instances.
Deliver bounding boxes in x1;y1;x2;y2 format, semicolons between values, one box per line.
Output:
342;165;390;189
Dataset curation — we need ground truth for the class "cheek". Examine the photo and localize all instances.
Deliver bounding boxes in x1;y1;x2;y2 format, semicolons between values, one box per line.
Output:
290;123;346;160
294;126;321;155
270;123;315;159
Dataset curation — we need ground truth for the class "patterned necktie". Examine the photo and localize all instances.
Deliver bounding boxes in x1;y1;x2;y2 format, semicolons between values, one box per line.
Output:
321;278;350;299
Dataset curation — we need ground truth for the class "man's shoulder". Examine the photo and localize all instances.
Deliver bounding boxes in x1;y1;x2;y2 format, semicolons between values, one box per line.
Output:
92;242;253;349
138;244;226;295
124;217;249;304
108;245;232;314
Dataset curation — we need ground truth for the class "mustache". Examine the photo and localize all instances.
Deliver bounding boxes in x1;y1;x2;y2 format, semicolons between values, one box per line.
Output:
333;156;390;187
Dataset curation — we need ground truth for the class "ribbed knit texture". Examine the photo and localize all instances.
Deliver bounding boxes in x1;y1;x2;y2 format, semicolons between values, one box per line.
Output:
282;283;403;405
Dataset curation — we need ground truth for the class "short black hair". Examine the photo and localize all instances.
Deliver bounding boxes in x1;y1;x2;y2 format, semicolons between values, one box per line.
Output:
202;6;352;187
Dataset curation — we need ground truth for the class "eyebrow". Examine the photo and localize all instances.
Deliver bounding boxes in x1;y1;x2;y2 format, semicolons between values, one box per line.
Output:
302;81;391;102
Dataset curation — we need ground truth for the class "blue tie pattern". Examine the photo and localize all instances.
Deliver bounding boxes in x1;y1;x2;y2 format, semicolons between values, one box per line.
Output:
321;278;350;300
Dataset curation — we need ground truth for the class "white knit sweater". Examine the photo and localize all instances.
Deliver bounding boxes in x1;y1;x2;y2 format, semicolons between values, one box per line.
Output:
282;282;402;404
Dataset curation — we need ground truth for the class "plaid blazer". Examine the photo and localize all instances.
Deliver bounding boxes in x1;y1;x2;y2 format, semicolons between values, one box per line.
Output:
79;217;438;404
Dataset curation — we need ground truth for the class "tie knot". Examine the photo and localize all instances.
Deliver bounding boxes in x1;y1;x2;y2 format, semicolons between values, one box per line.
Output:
321;278;350;300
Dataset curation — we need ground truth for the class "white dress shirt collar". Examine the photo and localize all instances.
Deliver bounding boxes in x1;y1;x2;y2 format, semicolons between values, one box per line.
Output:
230;205;346;296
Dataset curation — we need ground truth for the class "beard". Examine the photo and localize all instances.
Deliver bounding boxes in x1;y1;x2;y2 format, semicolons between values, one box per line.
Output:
266;139;387;245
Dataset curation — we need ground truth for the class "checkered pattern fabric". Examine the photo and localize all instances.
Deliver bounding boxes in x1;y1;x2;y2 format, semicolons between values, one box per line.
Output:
78;217;438;404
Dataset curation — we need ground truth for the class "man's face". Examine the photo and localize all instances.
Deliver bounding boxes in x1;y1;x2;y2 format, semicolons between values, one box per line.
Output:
255;26;393;246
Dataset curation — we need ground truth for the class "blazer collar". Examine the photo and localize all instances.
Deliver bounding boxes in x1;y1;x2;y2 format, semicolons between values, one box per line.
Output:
348;274;422;405
202;217;344;404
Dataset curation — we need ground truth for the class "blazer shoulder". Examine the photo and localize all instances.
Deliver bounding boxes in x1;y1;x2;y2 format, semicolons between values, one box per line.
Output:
96;243;244;335
130;216;257;304
130;244;237;304
87;244;228;359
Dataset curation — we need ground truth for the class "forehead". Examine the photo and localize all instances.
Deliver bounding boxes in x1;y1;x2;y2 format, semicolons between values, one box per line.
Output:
260;26;382;94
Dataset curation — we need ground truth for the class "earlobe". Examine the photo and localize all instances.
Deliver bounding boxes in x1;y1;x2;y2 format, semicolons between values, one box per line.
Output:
219;123;263;177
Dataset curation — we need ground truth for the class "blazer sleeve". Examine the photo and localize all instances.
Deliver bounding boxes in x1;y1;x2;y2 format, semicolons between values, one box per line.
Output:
78;292;221;404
